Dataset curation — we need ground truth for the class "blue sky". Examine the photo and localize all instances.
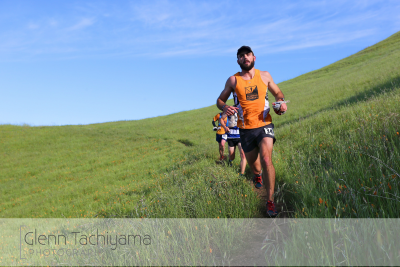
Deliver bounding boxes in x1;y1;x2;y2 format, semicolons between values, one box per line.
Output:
1;0;399;126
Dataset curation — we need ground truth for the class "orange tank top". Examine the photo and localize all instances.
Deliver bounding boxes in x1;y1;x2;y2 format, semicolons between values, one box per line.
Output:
233;69;272;129
213;113;227;135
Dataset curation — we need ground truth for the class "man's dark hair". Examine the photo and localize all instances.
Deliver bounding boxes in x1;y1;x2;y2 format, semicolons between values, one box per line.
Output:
237;46;254;57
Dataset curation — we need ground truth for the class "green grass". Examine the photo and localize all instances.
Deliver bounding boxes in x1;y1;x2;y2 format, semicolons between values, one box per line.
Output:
1;31;400;219
275;89;400;218
0;101;261;218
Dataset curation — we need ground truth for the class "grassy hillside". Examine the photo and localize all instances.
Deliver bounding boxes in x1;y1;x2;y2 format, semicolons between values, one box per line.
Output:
1;32;400;218
273;31;400;218
1;102;261;218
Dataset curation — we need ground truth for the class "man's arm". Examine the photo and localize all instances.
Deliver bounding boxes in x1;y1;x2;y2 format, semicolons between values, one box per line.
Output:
261;71;287;113
217;76;239;116
219;113;229;133
212;115;219;131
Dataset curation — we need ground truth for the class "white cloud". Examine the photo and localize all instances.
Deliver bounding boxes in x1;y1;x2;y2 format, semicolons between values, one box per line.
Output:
129;0;228;29
67;17;95;31
27;23;39;30
48;18;58;27
1;0;399;60
266;29;377;54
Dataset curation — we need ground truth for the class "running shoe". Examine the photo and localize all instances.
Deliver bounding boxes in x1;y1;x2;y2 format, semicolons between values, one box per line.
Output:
253;174;263;188
219;156;225;161
228;160;233;167
267;200;278;217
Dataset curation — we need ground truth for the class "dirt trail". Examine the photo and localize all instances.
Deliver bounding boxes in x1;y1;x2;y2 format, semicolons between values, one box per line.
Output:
216;158;292;218
253;185;292;218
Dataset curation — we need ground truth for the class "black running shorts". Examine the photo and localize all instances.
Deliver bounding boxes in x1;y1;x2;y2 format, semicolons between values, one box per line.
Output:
239;124;276;153
216;134;227;143
227;138;240;147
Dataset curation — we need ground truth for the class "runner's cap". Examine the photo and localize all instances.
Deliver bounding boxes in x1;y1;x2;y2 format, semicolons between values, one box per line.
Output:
237;46;253;56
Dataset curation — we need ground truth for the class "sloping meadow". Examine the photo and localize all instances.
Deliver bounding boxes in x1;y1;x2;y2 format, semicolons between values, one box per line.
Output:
0;98;262;218
270;31;400;218
273;88;400;218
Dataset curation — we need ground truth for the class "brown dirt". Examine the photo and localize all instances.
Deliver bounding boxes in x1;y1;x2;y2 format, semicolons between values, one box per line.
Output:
252;184;292;218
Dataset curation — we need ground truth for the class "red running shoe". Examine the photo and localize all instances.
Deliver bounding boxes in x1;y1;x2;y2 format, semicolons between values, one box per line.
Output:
253;174;263;188
267;200;278;217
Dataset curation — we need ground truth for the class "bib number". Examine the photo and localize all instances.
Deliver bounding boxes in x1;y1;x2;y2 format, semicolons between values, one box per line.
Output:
264;128;274;136
229;129;239;135
222;134;228;139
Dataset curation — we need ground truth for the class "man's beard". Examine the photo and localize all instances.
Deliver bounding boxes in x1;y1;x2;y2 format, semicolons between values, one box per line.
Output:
239;60;255;71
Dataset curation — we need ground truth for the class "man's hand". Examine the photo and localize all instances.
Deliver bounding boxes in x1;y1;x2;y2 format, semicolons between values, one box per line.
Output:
223;105;239;116
280;103;288;113
223;126;230;133
272;101;289;115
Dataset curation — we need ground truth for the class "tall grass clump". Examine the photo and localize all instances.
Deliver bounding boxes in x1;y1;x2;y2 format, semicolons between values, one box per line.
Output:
97;151;262;218
274;88;400;218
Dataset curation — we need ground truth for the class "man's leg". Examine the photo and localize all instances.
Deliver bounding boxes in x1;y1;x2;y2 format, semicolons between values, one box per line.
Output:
244;148;261;176
219;139;226;159
228;145;235;161
228;144;236;166
258;137;275;201
238;143;247;175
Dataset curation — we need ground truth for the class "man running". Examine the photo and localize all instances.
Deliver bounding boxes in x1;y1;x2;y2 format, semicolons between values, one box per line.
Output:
212;113;227;161
219;111;247;175
216;46;287;217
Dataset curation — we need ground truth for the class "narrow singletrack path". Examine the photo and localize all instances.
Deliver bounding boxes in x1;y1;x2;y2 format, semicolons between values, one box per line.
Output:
252;184;291;218
217;156;292;218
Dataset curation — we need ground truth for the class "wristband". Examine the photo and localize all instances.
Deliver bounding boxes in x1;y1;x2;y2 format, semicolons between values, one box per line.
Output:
221;104;226;111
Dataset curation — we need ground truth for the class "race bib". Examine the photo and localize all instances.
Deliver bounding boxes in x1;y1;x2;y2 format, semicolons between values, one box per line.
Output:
264;127;274;136
222;134;228;139
229;129;239;135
